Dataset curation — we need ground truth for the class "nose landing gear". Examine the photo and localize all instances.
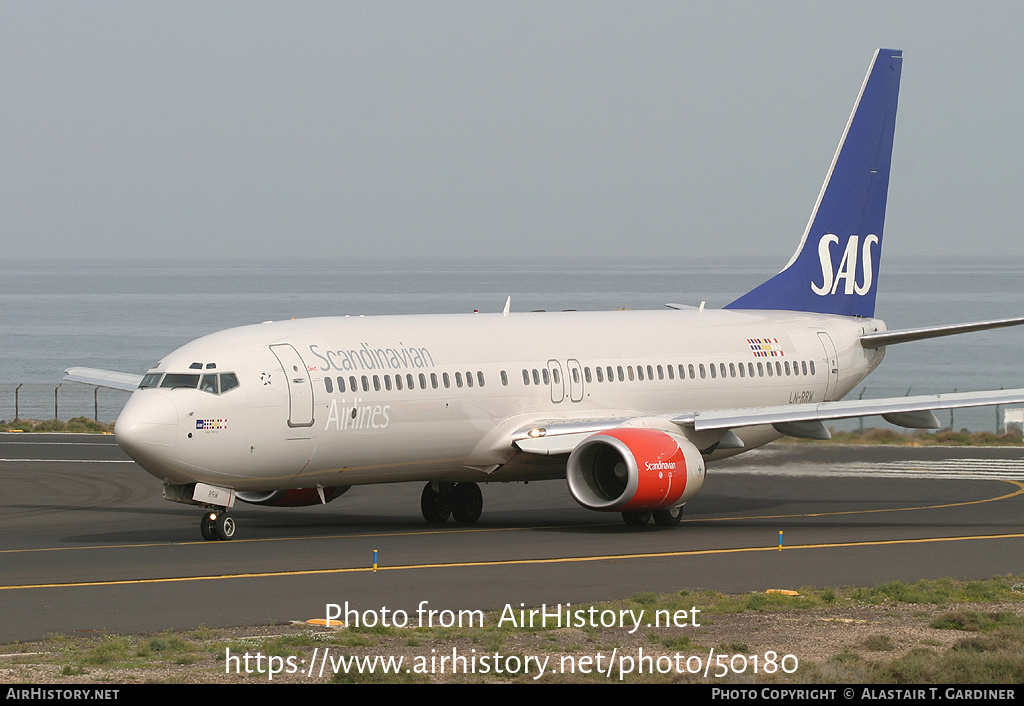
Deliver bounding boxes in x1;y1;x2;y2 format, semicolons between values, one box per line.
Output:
200;510;236;540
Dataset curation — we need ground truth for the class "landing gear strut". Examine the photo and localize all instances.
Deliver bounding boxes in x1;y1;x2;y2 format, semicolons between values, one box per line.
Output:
200;510;236;540
420;482;483;524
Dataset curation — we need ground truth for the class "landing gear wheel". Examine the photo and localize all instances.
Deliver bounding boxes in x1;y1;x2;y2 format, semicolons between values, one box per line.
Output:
451;482;483;524
200;513;216;541
622;511;652;526
213;513;237;540
201;511;236;540
421;482;452;523
652;506;683;527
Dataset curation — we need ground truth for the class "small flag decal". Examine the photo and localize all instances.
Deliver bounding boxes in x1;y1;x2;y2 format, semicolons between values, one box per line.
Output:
747;338;785;357
196;419;228;430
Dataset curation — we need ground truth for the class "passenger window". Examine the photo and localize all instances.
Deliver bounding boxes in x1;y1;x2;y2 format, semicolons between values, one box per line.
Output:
324;377;333;394
384;375;392;391
444;373;451;388
709;364;716;379
596;366;604;383
699;364;706;379
636;366;644;381
361;376;369;392
502;370;509;386
478;371;485;387
523;369;530;385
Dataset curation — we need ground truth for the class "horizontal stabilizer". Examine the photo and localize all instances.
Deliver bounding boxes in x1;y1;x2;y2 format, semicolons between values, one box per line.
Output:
63;367;142;392
861;316;1024;348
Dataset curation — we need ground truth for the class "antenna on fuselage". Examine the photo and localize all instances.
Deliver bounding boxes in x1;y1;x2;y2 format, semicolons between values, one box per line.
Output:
503;296;511;317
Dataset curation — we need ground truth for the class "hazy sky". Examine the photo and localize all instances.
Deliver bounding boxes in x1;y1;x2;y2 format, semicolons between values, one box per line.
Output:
3;2;1022;262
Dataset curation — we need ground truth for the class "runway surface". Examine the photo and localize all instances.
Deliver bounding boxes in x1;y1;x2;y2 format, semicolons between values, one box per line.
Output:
3;433;1024;643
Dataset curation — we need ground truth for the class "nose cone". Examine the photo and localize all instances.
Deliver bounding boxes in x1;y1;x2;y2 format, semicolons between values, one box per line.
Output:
115;391;179;477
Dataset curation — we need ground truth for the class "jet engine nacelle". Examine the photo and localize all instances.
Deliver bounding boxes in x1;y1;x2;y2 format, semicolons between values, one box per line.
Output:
236;486;350;507
566;428;705;511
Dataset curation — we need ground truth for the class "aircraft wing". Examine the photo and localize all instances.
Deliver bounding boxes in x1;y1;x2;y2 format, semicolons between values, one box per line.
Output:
511;388;1024;454
674;388;1024;432
63;367;142;392
511;418;636;455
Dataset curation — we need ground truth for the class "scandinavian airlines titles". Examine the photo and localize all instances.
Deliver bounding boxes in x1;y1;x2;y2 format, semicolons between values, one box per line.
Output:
309;342;435;373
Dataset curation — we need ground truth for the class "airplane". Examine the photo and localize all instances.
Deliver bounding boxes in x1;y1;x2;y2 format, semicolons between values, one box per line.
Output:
66;49;1024;541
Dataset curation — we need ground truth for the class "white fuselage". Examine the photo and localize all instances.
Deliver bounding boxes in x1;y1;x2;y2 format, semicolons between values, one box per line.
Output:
114;308;886;492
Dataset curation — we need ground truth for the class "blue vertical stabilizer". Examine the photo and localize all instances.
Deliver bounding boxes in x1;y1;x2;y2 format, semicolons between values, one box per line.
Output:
725;49;902;317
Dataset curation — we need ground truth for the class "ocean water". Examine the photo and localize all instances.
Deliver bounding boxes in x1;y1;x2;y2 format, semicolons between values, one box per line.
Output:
2;256;1023;429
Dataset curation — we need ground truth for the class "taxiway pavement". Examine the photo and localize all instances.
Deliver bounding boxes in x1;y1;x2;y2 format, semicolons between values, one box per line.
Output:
3;434;1024;642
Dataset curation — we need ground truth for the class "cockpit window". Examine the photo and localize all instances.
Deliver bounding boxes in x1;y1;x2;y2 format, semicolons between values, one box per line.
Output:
146;371;239;394
200;374;219;394
160;373;201;389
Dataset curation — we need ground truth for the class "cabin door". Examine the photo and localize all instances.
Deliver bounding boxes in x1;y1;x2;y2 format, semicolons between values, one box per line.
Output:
269;343;315;427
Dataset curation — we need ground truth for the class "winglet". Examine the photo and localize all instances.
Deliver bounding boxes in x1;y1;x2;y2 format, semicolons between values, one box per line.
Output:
725;49;902;317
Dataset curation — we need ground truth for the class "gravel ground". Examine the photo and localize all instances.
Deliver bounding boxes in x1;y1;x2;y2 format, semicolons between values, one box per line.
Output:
2;600;1014;684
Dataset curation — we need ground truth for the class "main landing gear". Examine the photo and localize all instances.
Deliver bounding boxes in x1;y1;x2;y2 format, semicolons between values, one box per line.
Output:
421;481;483;524
200;510;236;541
621;506;684;527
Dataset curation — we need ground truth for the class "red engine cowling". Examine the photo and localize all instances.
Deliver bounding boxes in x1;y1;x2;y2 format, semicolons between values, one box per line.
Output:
566;428;705;511
236;486;350;507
